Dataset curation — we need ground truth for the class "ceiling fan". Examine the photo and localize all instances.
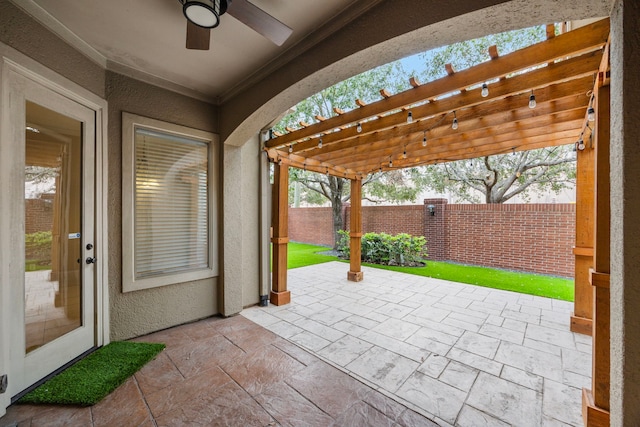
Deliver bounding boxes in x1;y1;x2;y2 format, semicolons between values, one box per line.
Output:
178;0;293;50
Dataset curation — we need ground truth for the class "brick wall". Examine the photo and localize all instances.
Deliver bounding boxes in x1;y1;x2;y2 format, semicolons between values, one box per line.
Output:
443;203;575;277
288;207;335;247
345;205;424;237
289;201;575;277
25;196;54;234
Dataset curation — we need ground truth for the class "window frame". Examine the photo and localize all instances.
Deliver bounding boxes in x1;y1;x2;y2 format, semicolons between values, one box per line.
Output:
122;112;218;292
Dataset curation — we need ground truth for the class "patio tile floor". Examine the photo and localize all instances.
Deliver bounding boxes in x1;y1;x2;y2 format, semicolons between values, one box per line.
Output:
243;262;591;427
1;261;590;427
0;310;436;426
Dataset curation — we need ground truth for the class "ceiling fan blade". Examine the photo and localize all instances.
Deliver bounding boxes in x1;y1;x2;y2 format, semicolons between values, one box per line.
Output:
227;0;293;46
186;20;210;50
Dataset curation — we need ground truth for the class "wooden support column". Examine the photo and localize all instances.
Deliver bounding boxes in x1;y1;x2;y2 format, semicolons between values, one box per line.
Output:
270;163;291;305
348;178;363;282
583;82;610;427
571;119;596;335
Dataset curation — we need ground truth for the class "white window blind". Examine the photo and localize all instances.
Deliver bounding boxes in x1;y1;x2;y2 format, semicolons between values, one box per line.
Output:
134;128;209;279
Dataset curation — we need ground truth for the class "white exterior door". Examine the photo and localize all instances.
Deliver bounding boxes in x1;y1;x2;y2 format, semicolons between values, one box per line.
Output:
2;66;97;398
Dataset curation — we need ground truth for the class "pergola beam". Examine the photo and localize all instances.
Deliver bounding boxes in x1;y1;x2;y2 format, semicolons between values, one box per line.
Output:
266;18;608;148
311;92;589;163
288;52;600;156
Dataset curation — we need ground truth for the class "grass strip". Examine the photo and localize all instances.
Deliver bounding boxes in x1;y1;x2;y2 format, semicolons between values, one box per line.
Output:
287;242;336;269
287;243;573;301
362;260;574;301
19;341;165;406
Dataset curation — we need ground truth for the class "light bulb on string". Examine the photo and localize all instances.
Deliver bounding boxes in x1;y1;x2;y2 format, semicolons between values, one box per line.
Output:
288;145;293;153
403;147;407;159
481;83;489;97
318;138;323;149
356;122;362;133
587;106;595;122
452;111;459;130
325;167;329;176
577;138;585;151
529;90;536;109
407;111;413;124
389;157;393;168
422;131;427;147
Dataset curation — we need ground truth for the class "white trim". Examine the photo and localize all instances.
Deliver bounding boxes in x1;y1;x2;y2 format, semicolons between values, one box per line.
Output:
121;112;219;292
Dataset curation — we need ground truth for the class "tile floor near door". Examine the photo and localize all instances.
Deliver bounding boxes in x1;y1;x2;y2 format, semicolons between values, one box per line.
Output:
243;262;592;427
0;313;437;426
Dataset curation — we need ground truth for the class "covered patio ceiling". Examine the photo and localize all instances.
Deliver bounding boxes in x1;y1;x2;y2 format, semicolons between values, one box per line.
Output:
264;18;610;179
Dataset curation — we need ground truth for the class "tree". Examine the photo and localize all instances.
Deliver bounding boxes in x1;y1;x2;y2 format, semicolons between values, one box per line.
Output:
422;146;576;204
276;63;427;248
289;167;427;248
410;24;577;203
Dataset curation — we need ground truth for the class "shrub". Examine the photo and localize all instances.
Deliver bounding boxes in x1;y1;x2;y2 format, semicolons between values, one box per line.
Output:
337;230;427;266
25;230;52;268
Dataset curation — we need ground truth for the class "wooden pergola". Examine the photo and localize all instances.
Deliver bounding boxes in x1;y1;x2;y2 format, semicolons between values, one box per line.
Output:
265;18;611;426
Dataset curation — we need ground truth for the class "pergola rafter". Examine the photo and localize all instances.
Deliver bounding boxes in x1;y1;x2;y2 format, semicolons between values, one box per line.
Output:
264;18;609;177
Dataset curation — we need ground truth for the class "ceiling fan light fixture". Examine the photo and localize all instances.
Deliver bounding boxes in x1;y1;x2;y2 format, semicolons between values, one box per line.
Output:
181;0;228;28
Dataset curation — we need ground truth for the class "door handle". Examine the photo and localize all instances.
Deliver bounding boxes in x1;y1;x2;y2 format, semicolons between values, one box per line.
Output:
85;257;97;265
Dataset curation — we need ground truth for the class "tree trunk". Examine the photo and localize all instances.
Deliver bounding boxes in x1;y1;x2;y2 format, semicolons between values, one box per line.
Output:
331;189;344;250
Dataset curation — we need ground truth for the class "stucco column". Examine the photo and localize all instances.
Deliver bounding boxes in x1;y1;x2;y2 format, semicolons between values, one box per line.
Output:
270;163;290;305
610;1;640;425
221;143;244;316
348;178;363;282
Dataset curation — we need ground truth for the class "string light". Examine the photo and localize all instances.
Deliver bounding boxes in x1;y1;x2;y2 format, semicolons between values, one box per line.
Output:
577;138;585;151
422;131;427;147
288;145;293;153
356;122;362;133
325;166;329;176
318;138;323;149
389;156;393;168
452;111;459;130
587;106;595;122
481;83;489;97
529;90;537;109
407;111;413;124
403;146;407;159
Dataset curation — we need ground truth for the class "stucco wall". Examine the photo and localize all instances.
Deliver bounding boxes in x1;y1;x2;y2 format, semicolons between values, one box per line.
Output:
610;0;640;424
105;71;221;340
0;0;105;98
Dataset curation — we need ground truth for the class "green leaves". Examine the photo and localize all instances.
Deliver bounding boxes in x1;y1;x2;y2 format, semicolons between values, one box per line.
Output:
337;231;427;266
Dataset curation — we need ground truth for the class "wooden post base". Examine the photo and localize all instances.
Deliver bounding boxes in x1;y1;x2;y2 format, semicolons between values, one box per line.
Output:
270;290;291;306
347;271;364;282
571;313;593;335
582;389;609;427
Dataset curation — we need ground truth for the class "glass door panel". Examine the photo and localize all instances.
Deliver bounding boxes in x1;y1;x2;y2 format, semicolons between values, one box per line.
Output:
24;101;83;353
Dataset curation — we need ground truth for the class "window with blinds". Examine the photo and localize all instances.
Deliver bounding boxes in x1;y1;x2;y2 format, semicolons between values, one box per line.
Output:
122;113;218;292
134;128;208;278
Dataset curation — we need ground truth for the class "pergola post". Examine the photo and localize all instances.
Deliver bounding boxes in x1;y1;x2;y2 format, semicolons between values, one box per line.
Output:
571;124;595;335
347;178;363;282
582;81;610;426
270;162;291;305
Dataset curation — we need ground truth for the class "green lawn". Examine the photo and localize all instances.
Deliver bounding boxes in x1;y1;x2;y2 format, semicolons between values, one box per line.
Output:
287;242;574;301
287;242;337;269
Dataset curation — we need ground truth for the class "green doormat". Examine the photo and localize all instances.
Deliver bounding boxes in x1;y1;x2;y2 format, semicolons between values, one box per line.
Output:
19;341;165;406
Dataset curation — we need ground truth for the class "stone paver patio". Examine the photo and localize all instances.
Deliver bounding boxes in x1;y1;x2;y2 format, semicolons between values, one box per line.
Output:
243;262;592;427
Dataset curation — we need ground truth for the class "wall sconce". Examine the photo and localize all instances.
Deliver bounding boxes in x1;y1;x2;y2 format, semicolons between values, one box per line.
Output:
427;204;436;216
